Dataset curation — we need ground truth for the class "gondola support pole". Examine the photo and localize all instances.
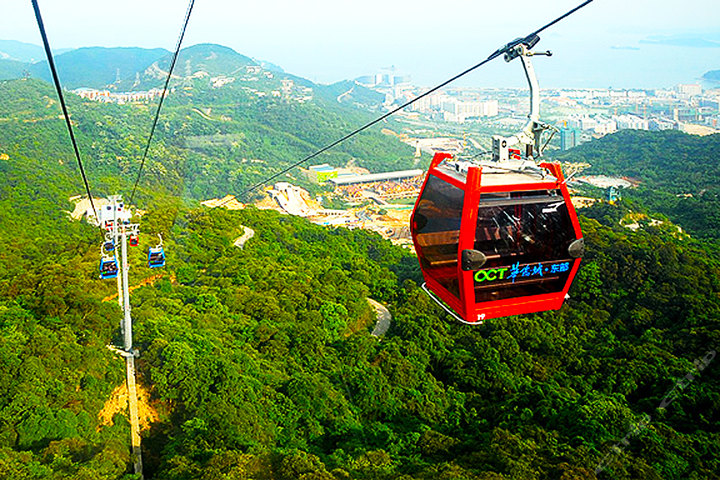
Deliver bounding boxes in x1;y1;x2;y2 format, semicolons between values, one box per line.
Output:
121;223;132;351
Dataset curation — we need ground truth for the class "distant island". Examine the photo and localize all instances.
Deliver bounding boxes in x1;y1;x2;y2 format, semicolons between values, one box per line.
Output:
702;69;720;84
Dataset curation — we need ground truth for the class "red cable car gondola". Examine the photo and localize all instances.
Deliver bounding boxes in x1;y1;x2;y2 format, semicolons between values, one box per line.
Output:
411;152;583;323
410;38;583;324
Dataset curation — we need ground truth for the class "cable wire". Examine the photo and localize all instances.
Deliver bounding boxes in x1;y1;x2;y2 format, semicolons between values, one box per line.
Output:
128;0;195;205
222;0;595;205
233;56;496;200
32;0;100;226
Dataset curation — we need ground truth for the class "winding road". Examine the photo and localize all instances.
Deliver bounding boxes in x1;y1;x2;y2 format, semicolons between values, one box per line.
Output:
234;226;255;248
367;298;391;337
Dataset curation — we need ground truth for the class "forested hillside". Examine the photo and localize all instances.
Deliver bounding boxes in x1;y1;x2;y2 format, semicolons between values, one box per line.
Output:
555;130;720;239
0;64;719;479
1;197;719;479
0;58;26;80
0;39;47;63
0;69;415;202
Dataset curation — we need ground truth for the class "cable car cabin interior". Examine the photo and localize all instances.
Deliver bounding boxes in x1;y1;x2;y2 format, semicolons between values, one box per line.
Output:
148;246;165;268
411;152;583;323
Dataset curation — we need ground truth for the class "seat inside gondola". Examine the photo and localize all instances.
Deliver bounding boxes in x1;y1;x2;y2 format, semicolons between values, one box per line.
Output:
470;189;577;303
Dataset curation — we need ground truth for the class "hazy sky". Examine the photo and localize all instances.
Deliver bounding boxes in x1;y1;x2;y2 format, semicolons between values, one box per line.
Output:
2;0;719;88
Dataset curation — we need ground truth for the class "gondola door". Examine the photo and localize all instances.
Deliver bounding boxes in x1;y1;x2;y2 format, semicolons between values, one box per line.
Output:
411;153;466;318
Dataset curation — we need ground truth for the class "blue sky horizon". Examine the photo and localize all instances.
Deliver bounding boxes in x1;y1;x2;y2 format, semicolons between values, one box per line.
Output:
1;0;718;89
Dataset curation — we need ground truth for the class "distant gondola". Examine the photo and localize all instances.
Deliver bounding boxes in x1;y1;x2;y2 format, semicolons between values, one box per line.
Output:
148;234;165;268
99;256;119;279
99;240;119;280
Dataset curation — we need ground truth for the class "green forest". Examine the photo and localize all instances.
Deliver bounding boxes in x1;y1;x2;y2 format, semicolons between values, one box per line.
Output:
0;56;719;479
555;130;720;240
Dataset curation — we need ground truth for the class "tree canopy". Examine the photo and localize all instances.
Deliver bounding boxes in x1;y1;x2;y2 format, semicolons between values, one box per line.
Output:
0;75;718;479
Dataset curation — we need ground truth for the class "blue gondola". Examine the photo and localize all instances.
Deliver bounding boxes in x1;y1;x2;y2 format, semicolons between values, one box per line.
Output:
104;239;115;252
99;256;118;279
148;246;165;268
148;234;165;268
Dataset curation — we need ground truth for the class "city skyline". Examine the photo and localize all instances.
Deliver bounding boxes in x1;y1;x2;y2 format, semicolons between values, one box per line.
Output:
1;0;719;89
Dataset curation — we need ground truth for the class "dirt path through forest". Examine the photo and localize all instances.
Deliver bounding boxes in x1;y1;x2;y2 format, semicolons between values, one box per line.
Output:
102;273;175;303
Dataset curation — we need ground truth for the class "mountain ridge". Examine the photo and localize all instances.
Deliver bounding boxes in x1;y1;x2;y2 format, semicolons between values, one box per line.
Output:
28;46;170;89
702;69;720;83
0;39;48;62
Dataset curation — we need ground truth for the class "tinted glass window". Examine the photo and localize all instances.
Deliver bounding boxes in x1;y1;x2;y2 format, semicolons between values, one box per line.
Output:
412;175;464;299
472;190;575;302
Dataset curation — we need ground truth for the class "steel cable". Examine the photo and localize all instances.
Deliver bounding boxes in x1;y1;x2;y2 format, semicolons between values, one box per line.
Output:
128;0;196;205
219;0;595;206
32;0;101;231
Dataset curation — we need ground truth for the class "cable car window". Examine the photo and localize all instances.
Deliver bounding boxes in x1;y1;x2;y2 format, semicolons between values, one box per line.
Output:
473;189;575;302
412;175;464;299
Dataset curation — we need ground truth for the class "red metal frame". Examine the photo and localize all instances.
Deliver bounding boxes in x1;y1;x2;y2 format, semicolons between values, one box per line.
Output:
411;152;583;323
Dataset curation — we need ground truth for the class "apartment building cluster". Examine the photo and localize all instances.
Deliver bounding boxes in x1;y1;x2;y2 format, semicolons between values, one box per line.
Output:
408;93;499;123
73;88;166;104
356;69;500;123
555;84;720;149
563;113;675;135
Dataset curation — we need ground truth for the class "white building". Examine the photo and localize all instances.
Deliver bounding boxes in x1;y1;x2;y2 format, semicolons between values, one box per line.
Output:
594;116;618;135
409;91;444;112
441;99;499;122
565;114;617;135
649;118;676;131
676;84;702;97
614;114;649;130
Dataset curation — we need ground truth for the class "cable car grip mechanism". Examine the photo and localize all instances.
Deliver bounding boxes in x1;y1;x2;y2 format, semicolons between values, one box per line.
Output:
492;36;557;165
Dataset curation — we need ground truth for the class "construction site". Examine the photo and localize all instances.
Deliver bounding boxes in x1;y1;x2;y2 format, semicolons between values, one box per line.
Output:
265;172;422;246
202;161;604;249
205;169;424;247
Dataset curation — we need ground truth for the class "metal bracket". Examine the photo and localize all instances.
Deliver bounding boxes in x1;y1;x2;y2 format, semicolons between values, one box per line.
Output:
420;283;485;326
492;41;555;164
